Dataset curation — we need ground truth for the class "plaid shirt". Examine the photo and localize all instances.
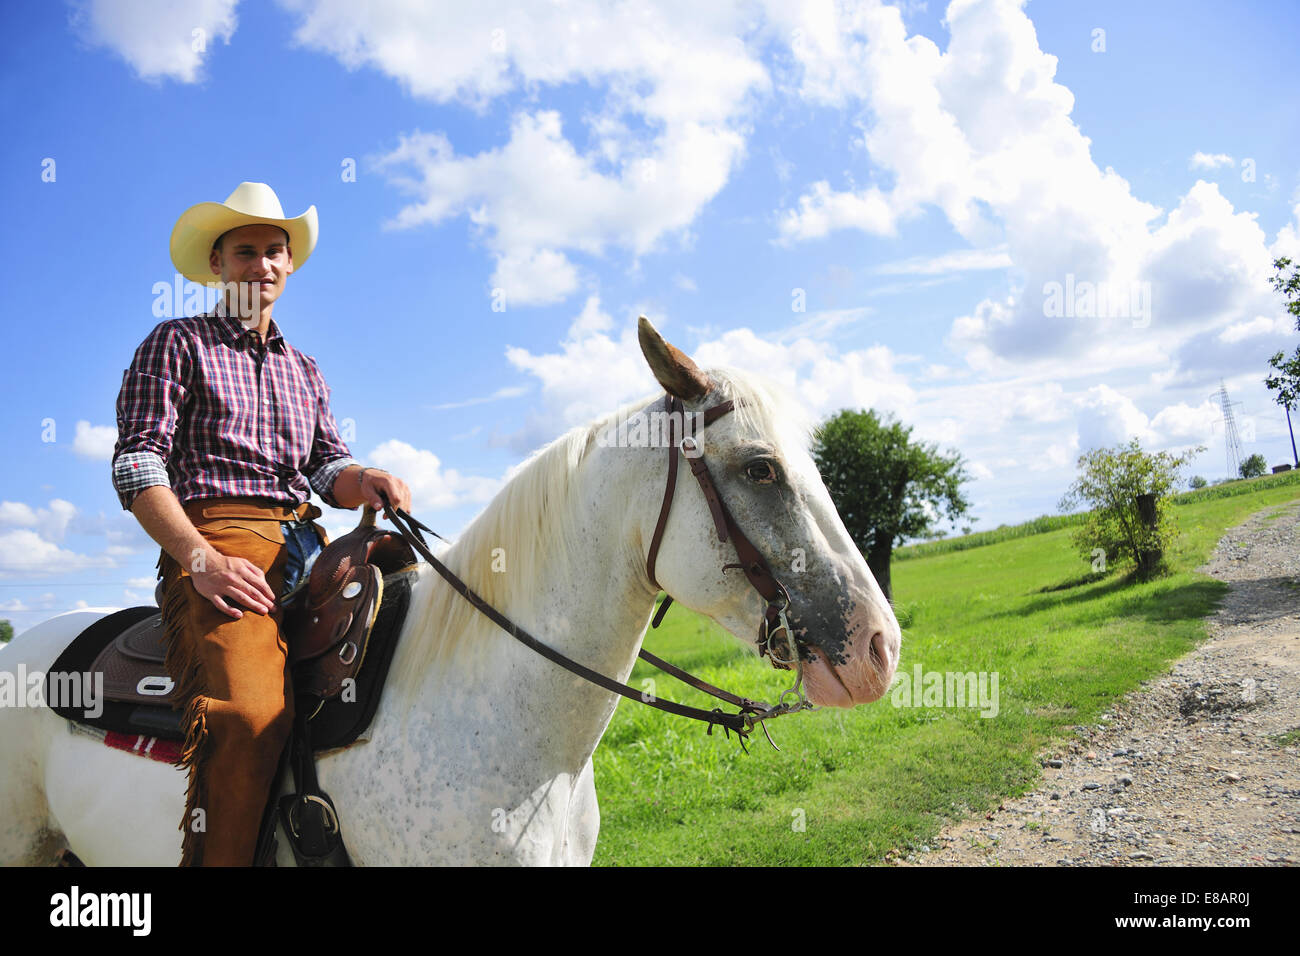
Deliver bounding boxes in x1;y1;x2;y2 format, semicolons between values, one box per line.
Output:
111;301;360;511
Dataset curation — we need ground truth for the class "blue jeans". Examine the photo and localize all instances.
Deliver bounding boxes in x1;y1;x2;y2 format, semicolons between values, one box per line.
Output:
280;518;325;597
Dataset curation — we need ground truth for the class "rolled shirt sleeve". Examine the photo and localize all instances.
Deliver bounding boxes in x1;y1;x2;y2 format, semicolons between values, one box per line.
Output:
303;360;361;509
112;322;191;511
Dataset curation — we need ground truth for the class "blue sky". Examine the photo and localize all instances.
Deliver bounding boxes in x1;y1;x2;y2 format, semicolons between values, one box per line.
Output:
2;0;1298;634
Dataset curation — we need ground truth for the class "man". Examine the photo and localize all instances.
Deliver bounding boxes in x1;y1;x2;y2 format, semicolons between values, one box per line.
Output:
111;181;412;866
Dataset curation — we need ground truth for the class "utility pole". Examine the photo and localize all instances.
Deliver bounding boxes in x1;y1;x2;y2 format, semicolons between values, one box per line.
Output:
1287;403;1299;469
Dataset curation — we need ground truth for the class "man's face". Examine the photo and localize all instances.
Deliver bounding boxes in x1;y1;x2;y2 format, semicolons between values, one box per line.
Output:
209;223;293;316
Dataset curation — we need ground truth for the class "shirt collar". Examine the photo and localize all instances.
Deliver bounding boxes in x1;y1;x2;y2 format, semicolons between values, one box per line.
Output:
211;297;287;352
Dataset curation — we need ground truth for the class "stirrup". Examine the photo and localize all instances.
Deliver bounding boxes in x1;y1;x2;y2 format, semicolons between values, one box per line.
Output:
277;791;349;866
276;693;352;867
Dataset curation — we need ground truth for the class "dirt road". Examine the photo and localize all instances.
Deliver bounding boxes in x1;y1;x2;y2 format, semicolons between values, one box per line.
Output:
899;499;1300;866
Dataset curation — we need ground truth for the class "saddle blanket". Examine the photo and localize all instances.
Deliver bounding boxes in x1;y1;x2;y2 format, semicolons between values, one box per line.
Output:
68;720;182;764
66;708;377;763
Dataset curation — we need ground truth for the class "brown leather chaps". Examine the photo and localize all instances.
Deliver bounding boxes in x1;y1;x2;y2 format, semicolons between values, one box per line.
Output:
156;497;327;867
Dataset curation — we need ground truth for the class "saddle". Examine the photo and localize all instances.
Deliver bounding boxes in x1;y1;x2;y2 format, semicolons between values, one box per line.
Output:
283;508;419;699
50;507;419;748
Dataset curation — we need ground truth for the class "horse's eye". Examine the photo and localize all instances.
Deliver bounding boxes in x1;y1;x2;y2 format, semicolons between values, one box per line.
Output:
746;460;777;484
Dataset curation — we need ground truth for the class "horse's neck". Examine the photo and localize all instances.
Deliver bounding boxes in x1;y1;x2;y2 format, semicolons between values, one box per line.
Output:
400;440;661;772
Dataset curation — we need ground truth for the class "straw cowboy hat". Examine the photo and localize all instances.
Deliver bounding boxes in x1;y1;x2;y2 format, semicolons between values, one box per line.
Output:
170;181;318;286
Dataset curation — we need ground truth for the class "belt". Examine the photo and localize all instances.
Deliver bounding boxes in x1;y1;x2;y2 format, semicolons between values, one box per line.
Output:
181;496;322;524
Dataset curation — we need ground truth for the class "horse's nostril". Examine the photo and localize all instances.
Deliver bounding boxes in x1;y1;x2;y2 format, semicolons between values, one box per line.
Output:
868;631;889;672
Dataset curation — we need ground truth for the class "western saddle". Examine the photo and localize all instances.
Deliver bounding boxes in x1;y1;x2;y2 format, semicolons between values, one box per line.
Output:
92;506;417;716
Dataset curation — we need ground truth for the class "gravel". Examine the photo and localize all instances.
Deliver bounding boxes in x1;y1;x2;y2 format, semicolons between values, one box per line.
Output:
897;499;1300;867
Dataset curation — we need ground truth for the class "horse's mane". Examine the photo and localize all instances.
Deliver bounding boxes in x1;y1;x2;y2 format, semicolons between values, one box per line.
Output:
391;365;815;704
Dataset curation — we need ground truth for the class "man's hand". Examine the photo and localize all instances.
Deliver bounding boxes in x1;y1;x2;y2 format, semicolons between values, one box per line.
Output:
129;485;278;620
189;548;278;619
359;469;411;513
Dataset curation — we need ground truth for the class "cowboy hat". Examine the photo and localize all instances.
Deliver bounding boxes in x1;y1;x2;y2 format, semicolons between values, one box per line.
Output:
169;181;318;286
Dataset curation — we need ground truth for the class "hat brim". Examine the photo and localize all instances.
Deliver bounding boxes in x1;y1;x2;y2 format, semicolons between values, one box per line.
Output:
170;201;318;287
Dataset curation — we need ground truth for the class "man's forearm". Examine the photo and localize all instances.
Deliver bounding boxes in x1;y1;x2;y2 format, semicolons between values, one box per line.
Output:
130;485;216;571
330;464;368;510
329;464;411;514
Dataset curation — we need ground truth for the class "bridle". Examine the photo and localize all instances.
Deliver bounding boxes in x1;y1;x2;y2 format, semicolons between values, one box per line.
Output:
645;393;803;670
378;390;814;751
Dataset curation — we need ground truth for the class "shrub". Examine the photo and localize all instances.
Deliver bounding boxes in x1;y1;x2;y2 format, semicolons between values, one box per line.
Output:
1059;439;1201;579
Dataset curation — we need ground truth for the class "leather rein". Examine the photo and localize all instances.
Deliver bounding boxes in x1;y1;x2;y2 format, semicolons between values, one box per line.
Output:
377;392;813;751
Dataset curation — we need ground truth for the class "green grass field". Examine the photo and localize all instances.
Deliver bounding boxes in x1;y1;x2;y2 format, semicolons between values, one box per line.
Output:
589;482;1300;866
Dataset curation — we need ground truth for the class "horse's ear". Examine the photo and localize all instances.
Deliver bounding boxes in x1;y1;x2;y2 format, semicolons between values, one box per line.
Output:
637;316;712;401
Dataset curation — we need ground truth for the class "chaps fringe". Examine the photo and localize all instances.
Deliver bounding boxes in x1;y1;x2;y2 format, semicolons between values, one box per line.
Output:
175;694;209;867
159;555;211;867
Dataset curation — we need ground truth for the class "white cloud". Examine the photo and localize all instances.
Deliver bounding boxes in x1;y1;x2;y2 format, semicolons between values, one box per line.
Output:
566;294;614;339
499;298;919;453
769;0;1294;384
73;420;118;460
0;593;58;614
697;328;918;422
1189;152;1234;170
501;297;664;450
1029;442;1074;473
873;247;1013;275
286;0;768;305
1142;180;1275;331
777;180;897;242
1006;381;1069;424
920;363;953;381
0;499;78;543
364;439;502;513
489;245;580;306
69;0;238;83
776;306;874;342
1217;314;1294;345
1149;401;1220;445
1074;384;1155;452
428;386;528;412
0;530;116;579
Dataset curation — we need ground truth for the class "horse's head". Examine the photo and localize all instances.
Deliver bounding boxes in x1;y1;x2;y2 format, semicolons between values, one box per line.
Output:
633;317;900;708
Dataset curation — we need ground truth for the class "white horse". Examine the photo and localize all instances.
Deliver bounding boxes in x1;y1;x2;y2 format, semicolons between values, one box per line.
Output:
0;319;900;866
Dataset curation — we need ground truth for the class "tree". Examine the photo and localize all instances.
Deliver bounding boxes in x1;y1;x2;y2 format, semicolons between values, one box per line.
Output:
811;409;970;601
1188;475;1207;490
0;619;11;644
1239;453;1268;479
1059;439;1202;580
1271;256;1300;326
1264;256;1300;468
